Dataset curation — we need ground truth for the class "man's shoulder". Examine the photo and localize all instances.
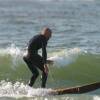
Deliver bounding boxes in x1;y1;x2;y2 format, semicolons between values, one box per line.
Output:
30;34;47;43
34;34;44;38
31;34;40;40
36;34;47;41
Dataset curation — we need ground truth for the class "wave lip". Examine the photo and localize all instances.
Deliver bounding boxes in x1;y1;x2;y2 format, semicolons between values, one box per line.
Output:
0;44;82;67
0;44;22;56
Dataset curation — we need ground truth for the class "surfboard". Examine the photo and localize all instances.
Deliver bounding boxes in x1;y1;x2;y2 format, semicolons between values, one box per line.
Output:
50;82;100;95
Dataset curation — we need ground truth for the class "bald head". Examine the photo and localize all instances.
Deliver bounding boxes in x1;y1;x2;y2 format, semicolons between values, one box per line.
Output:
41;28;52;40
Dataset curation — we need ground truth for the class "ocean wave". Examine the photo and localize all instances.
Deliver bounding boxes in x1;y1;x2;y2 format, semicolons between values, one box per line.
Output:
0;44;82;67
48;48;81;67
93;96;100;100
0;80;100;99
0;80;52;98
0;44;100;88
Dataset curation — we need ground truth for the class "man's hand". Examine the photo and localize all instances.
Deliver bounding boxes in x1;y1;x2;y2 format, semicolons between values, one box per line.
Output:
44;64;49;75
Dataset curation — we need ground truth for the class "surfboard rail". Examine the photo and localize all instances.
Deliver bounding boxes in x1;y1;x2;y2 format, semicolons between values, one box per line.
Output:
50;82;100;95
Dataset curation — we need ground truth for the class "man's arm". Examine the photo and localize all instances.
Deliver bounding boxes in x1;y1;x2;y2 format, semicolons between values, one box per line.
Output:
42;42;47;64
42;42;48;74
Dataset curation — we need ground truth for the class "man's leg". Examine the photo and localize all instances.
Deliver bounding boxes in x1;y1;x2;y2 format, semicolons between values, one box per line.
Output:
41;71;48;88
28;71;39;87
23;56;39;87
35;55;48;88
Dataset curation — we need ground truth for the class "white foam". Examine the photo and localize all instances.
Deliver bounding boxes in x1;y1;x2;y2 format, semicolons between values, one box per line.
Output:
0;44;23;56
0;80;52;98
93;96;100;100
48;48;81;67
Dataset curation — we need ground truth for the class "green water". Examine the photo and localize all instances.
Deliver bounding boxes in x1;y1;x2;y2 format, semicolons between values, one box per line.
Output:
0;53;100;89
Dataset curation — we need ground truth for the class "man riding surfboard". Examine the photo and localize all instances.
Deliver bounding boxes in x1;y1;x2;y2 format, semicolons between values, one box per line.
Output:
23;28;52;88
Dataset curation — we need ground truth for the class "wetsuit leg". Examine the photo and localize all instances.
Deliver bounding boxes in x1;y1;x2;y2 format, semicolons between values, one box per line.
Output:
41;71;48;88
23;56;39;87
34;55;48;88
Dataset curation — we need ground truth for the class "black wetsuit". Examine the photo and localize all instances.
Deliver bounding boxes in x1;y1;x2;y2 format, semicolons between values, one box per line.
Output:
23;34;48;88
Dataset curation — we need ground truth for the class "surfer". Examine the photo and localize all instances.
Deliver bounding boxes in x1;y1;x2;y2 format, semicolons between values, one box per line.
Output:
23;27;52;88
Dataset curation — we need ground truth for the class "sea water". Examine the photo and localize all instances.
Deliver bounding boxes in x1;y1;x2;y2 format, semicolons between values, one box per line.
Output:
0;0;100;99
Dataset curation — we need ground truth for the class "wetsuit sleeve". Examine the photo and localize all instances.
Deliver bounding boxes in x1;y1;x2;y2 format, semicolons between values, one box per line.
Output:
42;41;47;64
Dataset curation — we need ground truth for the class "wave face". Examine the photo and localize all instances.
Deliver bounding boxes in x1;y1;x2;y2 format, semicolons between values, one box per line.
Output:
0;45;81;82
0;46;100;99
0;46;100;85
